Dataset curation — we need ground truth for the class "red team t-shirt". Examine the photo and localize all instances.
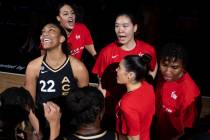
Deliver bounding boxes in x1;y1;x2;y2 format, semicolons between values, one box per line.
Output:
39;23;93;60
67;23;93;60
92;40;156;77
92;40;157;123
156;72;200;140
115;81;155;140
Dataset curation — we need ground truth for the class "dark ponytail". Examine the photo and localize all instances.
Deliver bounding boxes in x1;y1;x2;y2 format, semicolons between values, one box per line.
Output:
123;54;151;81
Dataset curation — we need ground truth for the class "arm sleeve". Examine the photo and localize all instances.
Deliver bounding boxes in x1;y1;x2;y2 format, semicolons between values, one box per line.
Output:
82;24;93;45
121;105;140;136
149;47;157;71
92;49;108;77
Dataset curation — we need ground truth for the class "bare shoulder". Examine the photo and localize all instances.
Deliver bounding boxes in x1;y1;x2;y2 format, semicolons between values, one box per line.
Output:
69;56;89;86
69;56;86;70
26;56;43;75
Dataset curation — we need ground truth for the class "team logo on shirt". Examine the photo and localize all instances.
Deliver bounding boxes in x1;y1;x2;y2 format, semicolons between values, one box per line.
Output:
61;76;71;96
40;71;48;74
40;66;48;74
111;55;118;59
75;34;80;40
170;91;177;100
162;105;173;113
138;52;144;56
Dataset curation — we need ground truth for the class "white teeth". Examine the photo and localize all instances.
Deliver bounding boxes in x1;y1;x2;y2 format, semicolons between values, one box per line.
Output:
118;36;125;38
44;39;51;42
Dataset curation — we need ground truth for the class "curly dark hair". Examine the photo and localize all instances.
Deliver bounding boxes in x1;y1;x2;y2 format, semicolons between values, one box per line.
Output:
158;42;188;68
65;86;104;129
0;87;34;130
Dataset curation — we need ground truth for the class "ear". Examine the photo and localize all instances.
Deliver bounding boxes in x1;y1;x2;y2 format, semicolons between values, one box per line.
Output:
60;36;65;43
134;24;138;33
181;67;186;73
56;16;61;22
128;72;135;80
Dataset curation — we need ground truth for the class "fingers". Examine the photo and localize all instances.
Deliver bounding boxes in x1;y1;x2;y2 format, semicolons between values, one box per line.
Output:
43;101;60;113
43;101;61;123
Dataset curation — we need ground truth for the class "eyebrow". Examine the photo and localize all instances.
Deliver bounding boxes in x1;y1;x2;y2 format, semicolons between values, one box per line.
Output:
48;25;57;28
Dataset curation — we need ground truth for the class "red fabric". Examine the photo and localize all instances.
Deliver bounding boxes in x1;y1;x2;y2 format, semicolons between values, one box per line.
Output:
92;40;156;127
67;23;93;60
116;81;155;140
92;40;156;77
156;72;200;140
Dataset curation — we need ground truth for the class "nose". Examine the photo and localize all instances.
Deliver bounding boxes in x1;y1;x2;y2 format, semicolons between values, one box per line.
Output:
165;67;172;75
115;25;123;33
116;67;119;72
118;26;124;33
40;31;48;41
68;14;73;18
42;30;49;37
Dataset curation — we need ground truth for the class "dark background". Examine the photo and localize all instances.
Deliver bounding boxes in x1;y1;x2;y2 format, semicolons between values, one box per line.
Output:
0;0;209;96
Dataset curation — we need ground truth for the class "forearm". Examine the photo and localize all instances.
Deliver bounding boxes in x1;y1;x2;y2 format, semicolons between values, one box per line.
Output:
85;45;97;57
149;62;158;79
171;132;184;140
49;122;60;140
29;111;40;134
97;76;106;97
127;135;140;140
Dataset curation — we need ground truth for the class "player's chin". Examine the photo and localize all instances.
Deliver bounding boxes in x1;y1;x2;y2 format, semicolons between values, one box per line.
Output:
116;78;122;84
163;76;173;82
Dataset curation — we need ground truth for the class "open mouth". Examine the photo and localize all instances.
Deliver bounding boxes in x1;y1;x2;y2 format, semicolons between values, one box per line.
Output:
43;38;51;43
163;75;173;81
117;35;126;42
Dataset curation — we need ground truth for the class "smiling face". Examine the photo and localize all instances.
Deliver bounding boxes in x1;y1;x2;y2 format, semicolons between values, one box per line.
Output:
160;58;184;82
57;4;76;31
40;24;64;50
115;14;137;45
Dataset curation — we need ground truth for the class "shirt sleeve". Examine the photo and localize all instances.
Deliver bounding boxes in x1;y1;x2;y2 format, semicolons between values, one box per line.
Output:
121;105;140;136
92;49;108;77
82;24;93;45
149;46;157;71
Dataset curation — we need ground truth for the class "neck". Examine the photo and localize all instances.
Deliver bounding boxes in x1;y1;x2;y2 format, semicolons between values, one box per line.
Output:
126;81;142;93
65;28;73;36
121;39;136;51
177;71;184;80
46;50;65;60
76;125;102;136
46;52;66;69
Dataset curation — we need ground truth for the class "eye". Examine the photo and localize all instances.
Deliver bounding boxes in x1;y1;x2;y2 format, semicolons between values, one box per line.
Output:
172;66;178;69
161;63;167;67
123;24;129;28
49;28;56;32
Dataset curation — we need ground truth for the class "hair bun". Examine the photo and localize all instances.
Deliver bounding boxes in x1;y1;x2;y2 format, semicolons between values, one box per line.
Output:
141;53;151;65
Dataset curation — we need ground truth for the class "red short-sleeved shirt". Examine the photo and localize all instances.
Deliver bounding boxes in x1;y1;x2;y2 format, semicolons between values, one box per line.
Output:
92;40;156;77
156;72;200;140
67;23;93;60
116;81;155;140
